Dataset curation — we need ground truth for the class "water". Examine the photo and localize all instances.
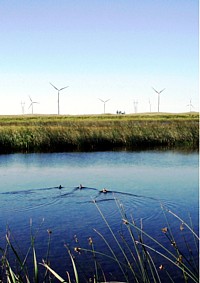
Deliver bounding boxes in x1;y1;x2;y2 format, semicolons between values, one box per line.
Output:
0;150;198;282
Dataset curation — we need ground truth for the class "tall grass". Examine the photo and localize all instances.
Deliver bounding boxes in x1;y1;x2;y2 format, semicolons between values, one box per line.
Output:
0;201;198;283
0;114;198;153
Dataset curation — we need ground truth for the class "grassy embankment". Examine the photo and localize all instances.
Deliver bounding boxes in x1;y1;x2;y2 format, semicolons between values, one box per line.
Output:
0;113;198;153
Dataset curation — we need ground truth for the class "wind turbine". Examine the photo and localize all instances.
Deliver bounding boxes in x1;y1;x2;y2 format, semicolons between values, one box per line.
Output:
148;99;151;112
21;101;25;115
98;98;110;114
28;96;39;114
152;87;165;112
50;82;69;115
187;99;194;112
133;100;138;113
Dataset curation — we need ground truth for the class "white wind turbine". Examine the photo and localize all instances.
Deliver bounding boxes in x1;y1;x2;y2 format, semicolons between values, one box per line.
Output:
133;100;138;113
28;96;39;114
21;101;25;115
187;99;194;112
152;87;165;112
98;98;110;114
50;83;69;115
148;99;152;112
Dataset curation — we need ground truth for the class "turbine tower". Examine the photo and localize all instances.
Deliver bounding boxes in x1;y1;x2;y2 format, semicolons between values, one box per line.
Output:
133;100;138;113
50;83;69;115
148;99;151;112
152;87;165;112
28;96;39;114
99;98;110;114
21;101;25;115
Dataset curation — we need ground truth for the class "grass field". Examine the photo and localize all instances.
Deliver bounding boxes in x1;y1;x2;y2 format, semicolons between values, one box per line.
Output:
0;112;198;153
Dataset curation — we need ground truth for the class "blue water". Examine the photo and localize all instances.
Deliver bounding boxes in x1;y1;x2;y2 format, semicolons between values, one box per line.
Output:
0;150;199;282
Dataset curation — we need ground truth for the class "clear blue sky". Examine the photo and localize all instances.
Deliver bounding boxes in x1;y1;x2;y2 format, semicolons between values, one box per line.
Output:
0;0;198;115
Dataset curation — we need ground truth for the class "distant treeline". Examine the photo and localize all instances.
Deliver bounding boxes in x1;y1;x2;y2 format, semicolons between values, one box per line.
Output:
0;113;198;153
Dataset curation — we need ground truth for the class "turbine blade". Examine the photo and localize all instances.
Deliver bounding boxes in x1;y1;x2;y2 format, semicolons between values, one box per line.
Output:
159;88;165;94
59;86;69;91
28;103;32;109
29;96;32;102
50;82;58;91
98;98;104;102
152;87;159;94
105;99;110;102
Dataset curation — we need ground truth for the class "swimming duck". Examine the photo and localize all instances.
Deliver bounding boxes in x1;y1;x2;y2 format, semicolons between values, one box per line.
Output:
74;184;85;190
100;188;108;193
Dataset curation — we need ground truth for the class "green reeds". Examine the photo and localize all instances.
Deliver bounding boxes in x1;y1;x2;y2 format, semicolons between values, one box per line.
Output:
0;219;50;283
0;113;198;152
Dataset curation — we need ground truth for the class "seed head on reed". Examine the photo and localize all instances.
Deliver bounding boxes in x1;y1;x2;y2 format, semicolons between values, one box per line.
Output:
122;218;128;225
88;237;93;245
161;227;168;233
159;264;164;270
176;255;183;265
74;234;78;243
74;247;81;254
171;241;177;248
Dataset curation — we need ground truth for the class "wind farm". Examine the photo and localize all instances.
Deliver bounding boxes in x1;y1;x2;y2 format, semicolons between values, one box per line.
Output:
0;76;197;116
10;80;197;116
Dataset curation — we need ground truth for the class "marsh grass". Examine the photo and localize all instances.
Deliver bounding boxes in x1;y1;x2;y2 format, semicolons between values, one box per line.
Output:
0;200;198;283
0;113;198;152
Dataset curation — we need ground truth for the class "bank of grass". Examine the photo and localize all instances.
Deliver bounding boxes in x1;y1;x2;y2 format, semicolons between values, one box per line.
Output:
0;113;198;153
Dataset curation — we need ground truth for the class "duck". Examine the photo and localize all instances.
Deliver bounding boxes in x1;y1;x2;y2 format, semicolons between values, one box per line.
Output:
75;184;85;190
100;188;108;193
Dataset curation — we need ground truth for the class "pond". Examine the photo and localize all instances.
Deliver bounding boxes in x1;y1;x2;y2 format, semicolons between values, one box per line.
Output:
0;150;199;282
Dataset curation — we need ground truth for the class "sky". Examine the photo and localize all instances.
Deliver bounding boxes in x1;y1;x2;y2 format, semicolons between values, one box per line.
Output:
0;0;199;115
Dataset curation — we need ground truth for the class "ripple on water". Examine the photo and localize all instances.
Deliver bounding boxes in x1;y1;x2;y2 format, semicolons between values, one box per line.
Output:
0;187;64;212
0;185;184;231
